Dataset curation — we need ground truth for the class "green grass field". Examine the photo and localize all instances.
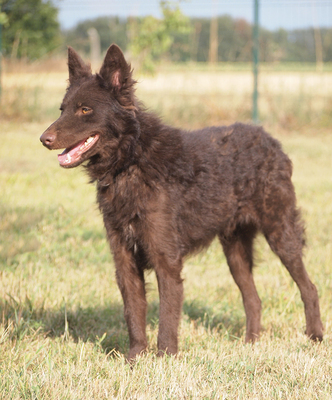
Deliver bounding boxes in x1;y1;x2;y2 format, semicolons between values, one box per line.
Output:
0;66;332;398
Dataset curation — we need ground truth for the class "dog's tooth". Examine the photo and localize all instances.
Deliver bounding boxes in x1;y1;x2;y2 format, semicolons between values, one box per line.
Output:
86;136;94;144
67;154;71;162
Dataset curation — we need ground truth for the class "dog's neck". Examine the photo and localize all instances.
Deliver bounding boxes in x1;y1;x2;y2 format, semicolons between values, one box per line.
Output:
85;107;185;188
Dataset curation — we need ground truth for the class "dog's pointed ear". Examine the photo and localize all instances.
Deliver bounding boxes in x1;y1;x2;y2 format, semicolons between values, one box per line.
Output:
67;47;92;85
99;44;131;91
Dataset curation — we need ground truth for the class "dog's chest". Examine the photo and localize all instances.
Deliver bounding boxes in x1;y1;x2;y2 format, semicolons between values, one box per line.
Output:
97;168;152;247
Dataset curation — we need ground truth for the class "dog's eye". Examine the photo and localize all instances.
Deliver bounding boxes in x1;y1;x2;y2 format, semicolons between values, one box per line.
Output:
82;107;91;114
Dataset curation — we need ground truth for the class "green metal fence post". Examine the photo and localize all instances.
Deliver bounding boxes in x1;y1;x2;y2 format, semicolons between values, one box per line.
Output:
252;0;259;124
0;21;2;101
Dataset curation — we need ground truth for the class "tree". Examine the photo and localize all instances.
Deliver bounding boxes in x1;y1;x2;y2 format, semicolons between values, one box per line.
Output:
129;1;191;72
1;0;61;60
63;16;129;57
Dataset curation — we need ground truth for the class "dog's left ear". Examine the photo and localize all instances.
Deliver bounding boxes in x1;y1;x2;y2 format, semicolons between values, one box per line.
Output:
99;44;132;91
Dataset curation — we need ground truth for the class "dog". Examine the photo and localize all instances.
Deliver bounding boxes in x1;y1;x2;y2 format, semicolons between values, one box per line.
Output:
40;44;323;359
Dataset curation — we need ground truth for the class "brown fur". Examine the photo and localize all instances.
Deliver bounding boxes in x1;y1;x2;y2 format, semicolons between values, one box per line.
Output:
40;44;323;359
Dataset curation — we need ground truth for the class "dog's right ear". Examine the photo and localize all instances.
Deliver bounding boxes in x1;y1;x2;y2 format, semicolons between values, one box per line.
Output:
67;47;92;85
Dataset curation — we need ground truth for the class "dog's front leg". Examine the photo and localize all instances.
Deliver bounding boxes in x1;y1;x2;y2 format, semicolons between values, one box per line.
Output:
154;255;183;356
112;245;147;360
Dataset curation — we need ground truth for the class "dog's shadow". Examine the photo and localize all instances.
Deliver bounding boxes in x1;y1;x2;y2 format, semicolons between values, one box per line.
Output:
1;296;245;355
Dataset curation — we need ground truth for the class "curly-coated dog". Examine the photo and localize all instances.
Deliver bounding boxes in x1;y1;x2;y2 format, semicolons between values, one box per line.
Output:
40;44;323;359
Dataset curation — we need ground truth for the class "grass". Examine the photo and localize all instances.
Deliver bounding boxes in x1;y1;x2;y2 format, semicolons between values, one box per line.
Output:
0;65;332;398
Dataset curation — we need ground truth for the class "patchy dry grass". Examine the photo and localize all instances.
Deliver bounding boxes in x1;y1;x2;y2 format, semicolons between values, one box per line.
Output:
1;63;332;131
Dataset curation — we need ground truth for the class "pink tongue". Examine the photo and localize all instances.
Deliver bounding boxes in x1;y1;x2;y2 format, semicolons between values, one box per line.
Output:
58;139;85;165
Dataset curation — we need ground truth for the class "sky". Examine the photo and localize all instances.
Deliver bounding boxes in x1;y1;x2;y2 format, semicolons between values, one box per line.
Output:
56;0;332;31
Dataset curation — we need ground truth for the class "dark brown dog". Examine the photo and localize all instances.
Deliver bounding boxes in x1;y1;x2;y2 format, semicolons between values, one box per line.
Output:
40;44;323;359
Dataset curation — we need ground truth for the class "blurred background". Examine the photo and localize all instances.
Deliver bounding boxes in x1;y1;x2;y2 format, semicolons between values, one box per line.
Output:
0;0;331;131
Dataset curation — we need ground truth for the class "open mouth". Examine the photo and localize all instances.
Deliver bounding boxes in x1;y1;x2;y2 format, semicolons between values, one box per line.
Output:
58;135;99;166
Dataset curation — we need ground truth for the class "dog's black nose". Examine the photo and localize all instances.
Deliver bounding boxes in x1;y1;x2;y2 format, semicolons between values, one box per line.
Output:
40;131;56;147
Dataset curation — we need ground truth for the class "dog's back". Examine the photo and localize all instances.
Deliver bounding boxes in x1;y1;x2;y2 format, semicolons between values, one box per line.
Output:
152;122;294;256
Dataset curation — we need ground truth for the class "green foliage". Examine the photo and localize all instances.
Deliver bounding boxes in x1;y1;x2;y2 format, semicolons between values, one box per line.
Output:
63;16;129;57
186;16;253;62
0;11;8;25
129;1;192;72
63;12;332;64
1;0;61;60
60;6;332;65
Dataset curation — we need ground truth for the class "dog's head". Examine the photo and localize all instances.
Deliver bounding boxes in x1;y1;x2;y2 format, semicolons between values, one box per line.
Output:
40;44;138;169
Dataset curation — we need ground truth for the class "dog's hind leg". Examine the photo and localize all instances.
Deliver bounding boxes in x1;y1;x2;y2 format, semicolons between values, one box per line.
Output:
113;246;148;360
220;225;261;342
263;211;323;341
